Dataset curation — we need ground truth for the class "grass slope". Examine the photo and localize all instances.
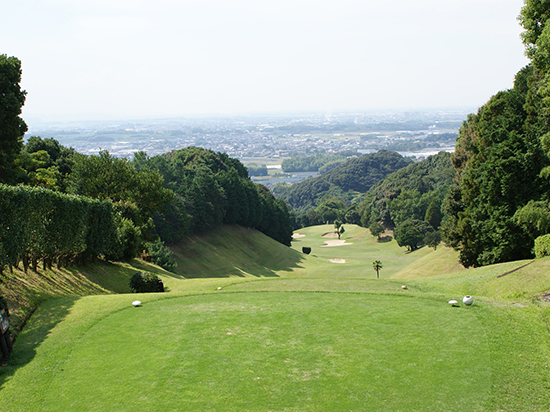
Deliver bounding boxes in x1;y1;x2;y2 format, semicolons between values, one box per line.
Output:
170;225;310;279
391;245;465;279
1;224;550;411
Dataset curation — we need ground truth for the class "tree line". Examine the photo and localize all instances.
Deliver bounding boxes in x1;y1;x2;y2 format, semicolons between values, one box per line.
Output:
439;1;550;267
281;151;358;173
276;150;413;216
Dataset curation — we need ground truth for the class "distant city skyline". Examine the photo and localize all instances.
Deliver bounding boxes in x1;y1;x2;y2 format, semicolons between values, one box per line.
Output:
3;0;529;122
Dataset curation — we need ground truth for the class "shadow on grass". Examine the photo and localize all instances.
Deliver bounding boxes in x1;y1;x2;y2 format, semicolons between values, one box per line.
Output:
177;252;308;279
76;259;164;294
0;296;76;390
377;235;393;243
169;225;310;279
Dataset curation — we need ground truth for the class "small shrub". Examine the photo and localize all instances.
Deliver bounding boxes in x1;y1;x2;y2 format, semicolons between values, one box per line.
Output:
129;272;164;293
302;247;311;254
534;234;550;258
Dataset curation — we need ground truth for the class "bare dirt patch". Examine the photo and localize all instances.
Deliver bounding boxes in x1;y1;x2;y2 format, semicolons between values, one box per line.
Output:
329;259;346;264
321;240;353;247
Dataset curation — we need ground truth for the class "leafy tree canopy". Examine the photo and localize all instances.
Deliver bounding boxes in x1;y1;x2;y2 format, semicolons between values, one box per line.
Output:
441;64;550;267
358;151;454;230
146;147;293;246
0;55;27;184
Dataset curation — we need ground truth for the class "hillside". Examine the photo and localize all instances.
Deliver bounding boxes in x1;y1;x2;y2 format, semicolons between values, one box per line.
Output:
0;256;174;335
277;150;413;213
359;151;454;228
169;225;308;278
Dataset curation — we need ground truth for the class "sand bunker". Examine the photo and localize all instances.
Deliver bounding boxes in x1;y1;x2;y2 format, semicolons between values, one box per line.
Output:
321;232;339;238
329;259;346;264
292;233;306;239
321;239;353;247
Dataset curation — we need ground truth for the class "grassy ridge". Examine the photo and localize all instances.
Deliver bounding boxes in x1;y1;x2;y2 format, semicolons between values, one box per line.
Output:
1;224;550;411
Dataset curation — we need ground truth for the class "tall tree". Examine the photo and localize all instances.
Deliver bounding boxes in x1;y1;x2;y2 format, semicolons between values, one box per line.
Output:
439;2;550;267
369;221;385;240
395;220;424;251
0;55;27;184
441;67;550;266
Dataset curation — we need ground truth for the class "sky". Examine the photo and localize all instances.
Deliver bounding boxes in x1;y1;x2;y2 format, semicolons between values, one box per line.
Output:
3;0;530;121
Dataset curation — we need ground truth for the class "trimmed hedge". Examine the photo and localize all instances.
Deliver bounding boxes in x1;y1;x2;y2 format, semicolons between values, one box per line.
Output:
129;272;164;293
0;184;116;272
302;247;312;254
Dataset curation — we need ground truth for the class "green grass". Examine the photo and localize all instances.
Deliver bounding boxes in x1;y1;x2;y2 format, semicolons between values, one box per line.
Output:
391;245;465;279
290;224;435;278
170;225;309;279
2;293;491;412
1;224;550;411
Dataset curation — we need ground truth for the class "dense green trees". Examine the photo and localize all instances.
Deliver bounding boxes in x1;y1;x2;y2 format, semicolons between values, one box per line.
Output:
146;147;293;246
279;150;412;216
0;185;116;273
20;136;76;191
439;2;550;267
281;151;356;173
369;221;385;239
67;150;174;260
441;67;550;266
359;151;454;231
247;164;268;176
395;219;435;251
0;55;27;184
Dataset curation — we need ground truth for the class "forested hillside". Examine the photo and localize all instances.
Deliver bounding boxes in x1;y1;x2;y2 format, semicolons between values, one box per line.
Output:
281;150;358;173
359;151;454;229
277;150;412;214
141;147;293;246
354;151;454;252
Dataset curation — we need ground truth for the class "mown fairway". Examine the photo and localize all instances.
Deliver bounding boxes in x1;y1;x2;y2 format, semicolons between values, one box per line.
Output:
1;225;549;411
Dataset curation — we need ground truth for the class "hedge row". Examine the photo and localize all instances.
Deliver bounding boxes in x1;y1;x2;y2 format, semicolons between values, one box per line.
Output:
0;184;116;272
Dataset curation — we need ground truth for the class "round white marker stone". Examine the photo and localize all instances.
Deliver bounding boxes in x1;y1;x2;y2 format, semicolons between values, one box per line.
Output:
463;295;473;306
132;300;142;307
448;300;458;306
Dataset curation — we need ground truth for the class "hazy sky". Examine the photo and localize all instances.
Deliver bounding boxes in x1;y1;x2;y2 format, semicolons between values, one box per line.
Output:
3;0;529;121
